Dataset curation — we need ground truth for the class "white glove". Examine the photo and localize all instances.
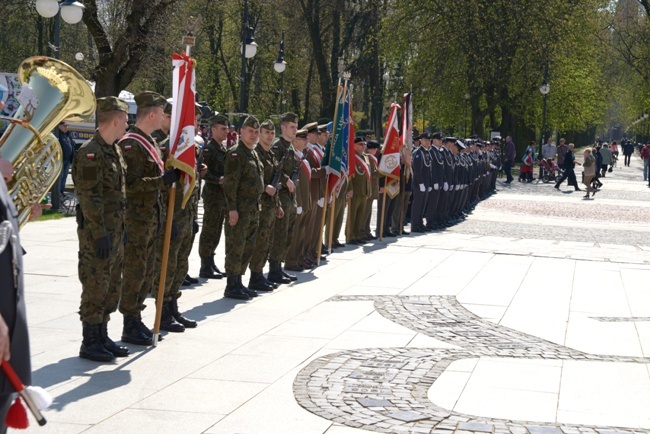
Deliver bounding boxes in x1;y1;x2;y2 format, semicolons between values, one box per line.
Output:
297;206;303;215
317;197;324;207
455;184;460;191
419;183;425;192
434;183;439;190
443;182;449;191
427;187;432;192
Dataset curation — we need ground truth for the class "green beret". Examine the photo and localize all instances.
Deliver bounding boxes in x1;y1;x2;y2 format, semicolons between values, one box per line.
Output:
295;128;308;138
163;102;172;115
96;96;129;113
302;122;318;133
242;115;260;129
280;112;299;124
209;114;229;127
260;119;275;131
134;91;166;109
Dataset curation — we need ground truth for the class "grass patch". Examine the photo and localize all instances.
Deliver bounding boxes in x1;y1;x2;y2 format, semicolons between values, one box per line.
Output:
33;209;73;222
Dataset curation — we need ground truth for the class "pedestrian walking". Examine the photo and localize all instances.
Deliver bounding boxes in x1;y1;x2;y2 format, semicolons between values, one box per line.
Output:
582;148;597;199
503;136;515;183
554;143;582;192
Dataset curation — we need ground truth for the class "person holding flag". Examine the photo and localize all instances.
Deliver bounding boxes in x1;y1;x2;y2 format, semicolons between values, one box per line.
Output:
377;102;401;239
118;92;179;347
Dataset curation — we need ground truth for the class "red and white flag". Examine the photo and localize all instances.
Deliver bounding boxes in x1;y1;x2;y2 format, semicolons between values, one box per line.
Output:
378;102;401;182
168;51;197;208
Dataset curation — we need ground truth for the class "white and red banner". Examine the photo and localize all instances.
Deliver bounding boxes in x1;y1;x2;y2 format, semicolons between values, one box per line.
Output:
378;102;401;182
168;51;197;208
401;92;413;181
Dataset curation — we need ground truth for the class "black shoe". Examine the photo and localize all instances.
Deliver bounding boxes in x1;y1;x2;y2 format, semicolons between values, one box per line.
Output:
182;276;192;286
121;315;153;346
99;322;129;357
332;241;345;248
411;226;425;233
169;298;197;328
237;275;258;297
554;185;560;190
80;323;115;362
400;230;410;235
224;275;251;300
249;272;275;292
186;274;199;284
281;267;298;281
263;274;279;289
384;231;397;237
284;264;305;272
321;244;330;255
199;256;223;279
160;302;185;333
268;261;292;284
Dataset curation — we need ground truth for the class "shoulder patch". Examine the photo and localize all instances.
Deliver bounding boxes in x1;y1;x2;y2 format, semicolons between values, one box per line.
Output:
86;153;96;159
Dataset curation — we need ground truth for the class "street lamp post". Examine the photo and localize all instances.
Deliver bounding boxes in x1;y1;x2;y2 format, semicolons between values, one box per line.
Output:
35;0;85;60
35;0;84;212
274;30;287;113
238;0;257;127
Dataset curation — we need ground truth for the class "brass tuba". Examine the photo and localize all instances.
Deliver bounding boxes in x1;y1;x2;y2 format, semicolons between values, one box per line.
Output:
0;56;95;227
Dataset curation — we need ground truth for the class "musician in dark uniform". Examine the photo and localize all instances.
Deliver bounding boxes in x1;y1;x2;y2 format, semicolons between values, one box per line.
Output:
411;134;433;232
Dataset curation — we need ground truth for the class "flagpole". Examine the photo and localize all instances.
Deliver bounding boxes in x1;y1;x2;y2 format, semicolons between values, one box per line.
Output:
153;17;199;347
379;185;387;241
316;73;341;265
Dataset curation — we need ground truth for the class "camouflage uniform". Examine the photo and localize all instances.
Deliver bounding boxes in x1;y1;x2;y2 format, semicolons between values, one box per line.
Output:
72;96;129;362
249;140;279;275
285;139;311;270
118;91;169;345
74;132;127;325
268;136;298;276
198;118;228;277
223;128;265;299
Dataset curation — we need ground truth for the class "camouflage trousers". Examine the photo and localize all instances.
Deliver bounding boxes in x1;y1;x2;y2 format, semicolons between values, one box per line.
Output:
119;208;158;317
78;218;124;325
224;200;260;275
269;193;296;263
249;203;276;273
154;204;192;303
198;198;225;258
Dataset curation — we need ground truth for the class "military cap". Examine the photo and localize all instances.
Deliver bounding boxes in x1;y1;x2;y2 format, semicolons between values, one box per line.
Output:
455;139;467;149
295;128;308;138
163;102;172;115
96;96;129;113
242;115;260;129
354;137;366;144
302;122;318;133
280;112;299;124
366;139;380;149
209;114;229;127
420;132;433;140
260;119;275;130
431;132;443;141
134;91;166;108
443;136;456;143
318;124;329;133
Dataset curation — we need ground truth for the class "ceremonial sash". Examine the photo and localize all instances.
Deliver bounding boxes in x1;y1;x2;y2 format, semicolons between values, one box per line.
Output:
120;132;165;174
367;153;378;167
357;156;371;182
301;159;312;181
309;144;324;168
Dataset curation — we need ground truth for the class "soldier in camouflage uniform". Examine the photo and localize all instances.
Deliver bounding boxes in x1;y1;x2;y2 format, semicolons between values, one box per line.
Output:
248;119;282;291
198;114;229;279
151;102;198;333
223;116;265;300
72;96;130;362
268;113;299;284
118;92;179;346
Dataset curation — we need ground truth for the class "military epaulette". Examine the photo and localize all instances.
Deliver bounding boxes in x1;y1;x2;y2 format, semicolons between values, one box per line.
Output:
124;145;132;151
86;153;96;159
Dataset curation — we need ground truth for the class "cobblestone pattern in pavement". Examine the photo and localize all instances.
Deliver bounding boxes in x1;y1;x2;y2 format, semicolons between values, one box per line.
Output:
293;295;650;434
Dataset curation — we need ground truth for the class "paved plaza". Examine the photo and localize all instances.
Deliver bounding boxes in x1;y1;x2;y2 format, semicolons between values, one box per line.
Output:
17;154;650;433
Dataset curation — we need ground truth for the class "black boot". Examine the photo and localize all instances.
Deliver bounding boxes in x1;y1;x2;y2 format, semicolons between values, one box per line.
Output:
268;261;291;284
264;275;279;289
160;302;185;332
80;323;115;362
122;315;153;346
199;256;223;279
280;264;298;282
99;322;129;357
238;275;258;297
211;258;224;276
186;274;199;284
224;275;250;300
170;297;197;328
248;272;275;292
